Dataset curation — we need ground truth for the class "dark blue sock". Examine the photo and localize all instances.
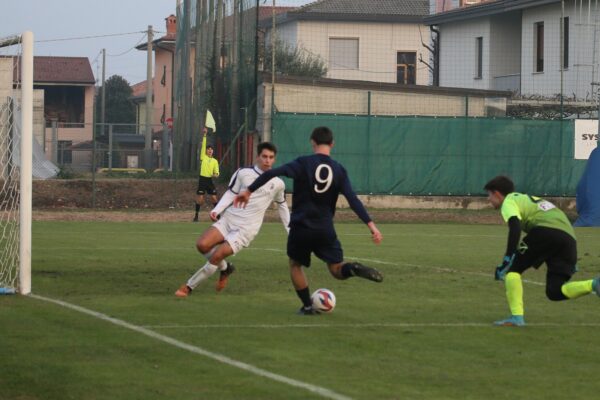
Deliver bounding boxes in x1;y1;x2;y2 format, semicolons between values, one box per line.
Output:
296;287;312;308
341;263;355;278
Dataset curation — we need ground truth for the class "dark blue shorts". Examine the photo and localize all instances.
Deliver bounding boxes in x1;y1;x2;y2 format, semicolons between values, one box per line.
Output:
287;226;343;267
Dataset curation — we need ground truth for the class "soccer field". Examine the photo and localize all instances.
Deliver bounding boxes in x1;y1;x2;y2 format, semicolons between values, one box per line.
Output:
2;220;600;399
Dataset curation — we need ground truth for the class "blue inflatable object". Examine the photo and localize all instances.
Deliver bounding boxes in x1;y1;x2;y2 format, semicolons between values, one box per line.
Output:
575;146;600;227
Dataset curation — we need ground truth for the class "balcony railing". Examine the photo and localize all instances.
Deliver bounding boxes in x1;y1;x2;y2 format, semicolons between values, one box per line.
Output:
493;73;520;94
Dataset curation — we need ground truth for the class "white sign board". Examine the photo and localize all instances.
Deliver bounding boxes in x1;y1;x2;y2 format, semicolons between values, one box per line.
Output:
574;119;599;159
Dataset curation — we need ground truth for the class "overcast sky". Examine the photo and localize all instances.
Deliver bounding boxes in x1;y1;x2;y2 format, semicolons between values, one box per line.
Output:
1;0;314;85
2;0;177;85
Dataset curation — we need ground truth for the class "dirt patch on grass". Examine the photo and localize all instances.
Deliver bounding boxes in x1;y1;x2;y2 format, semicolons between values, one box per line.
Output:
33;179;198;209
33;208;504;224
33;179;575;225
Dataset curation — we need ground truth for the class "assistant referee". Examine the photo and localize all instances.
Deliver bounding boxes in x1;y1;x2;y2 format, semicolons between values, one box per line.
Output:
193;127;220;222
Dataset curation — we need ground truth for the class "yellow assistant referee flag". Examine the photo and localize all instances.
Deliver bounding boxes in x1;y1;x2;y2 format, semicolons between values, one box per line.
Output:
205;110;216;133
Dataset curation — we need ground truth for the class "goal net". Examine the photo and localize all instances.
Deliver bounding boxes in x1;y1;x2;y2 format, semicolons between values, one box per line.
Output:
0;32;33;294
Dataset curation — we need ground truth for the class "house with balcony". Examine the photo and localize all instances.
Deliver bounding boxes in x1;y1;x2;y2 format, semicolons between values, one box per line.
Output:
265;0;432;85
26;56;95;168
425;0;597;100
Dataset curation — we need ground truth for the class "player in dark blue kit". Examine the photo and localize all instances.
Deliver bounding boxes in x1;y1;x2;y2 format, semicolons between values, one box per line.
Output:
234;126;384;315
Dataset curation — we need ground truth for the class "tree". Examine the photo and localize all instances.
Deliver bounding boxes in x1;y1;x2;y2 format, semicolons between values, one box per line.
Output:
95;75;136;127
261;39;327;79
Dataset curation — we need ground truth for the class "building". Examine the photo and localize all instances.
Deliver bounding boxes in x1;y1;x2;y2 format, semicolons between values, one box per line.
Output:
266;0;432;85
425;0;597;99
134;14;177;132
33;57;95;164
431;0;496;14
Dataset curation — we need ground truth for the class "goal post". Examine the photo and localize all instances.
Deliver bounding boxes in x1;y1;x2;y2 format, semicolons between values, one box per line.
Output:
20;31;33;295
0;31;33;295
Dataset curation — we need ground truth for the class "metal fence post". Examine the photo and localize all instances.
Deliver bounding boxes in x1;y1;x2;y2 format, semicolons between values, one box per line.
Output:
92;121;97;208
51;119;58;164
162;121;169;170
108;123;113;171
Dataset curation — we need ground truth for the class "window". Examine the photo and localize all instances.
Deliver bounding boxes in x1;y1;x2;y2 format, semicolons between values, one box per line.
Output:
534;22;544;72
329;38;359;70
475;37;483;79
396;52;416;84
58;140;72;165
562;17;569;69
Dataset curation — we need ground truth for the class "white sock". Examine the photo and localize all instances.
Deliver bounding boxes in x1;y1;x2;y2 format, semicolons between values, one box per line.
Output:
187;262;218;289
217;261;228;271
202;247;227;271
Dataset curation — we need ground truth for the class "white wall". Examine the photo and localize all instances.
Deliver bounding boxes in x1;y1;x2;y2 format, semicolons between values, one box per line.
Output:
294;20;431;84
521;2;598;99
0;58;11;100
439;17;491;89
275;21;298;46
256;81;506;138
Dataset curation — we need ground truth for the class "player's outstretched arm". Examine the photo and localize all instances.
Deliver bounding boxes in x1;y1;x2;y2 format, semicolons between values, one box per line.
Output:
367;221;383;244
234;190;251;208
277;201;291;234
211;190;236;220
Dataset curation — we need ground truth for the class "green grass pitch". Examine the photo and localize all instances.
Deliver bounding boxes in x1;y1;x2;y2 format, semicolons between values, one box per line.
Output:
1;220;600;399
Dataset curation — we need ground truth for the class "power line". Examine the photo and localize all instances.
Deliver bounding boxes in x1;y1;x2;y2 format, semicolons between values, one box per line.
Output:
36;31;146;43
107;33;148;57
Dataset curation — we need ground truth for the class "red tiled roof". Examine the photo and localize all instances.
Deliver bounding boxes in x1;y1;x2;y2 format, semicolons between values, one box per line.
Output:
258;6;296;20
13;56;95;85
131;80;147;97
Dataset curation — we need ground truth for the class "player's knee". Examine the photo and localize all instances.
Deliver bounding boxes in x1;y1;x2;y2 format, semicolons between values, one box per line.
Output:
327;264;345;280
196;238;211;253
546;285;568;301
208;254;223;265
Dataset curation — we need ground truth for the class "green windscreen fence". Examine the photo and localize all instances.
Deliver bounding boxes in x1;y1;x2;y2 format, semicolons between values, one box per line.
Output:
272;113;588;196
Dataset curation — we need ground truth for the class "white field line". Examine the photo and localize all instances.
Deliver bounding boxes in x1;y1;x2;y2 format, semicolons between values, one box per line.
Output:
244;248;546;287
28;294;353;400
42;230;506;238
34;247;545;286
143;322;600;329
35;246;545;286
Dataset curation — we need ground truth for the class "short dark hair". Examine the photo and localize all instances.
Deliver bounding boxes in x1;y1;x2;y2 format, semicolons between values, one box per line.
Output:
310;126;333;145
257;141;277;155
206;145;214;150
484;175;515;196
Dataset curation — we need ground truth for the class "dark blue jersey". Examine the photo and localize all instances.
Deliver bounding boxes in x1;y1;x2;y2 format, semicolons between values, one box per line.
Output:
247;153;371;229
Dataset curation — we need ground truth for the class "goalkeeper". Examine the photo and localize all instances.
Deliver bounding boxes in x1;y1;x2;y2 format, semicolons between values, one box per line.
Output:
485;175;600;327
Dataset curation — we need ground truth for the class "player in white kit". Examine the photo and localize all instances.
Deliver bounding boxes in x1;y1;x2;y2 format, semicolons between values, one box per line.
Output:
175;142;289;296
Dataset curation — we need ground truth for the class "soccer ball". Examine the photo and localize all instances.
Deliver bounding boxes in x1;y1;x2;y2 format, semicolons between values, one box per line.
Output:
311;288;336;313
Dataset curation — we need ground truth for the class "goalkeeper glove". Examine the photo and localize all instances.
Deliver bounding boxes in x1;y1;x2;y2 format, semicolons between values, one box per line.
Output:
495;255;514;281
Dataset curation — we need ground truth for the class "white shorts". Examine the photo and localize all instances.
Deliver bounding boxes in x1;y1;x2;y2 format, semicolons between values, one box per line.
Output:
212;213;259;254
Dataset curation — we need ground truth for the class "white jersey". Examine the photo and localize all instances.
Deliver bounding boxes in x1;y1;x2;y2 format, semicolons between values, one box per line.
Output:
213;166;287;233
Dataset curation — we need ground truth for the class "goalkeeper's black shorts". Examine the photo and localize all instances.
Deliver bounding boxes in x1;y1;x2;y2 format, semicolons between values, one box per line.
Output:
508;227;577;277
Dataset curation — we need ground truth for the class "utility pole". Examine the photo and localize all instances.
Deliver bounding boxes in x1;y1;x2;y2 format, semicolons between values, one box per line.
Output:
93;48;106;208
145;25;154;171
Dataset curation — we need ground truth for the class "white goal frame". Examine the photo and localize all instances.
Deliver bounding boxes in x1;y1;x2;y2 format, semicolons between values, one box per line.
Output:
0;32;33;295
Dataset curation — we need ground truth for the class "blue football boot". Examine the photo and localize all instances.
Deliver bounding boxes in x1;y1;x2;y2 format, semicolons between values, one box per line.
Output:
493;315;525;327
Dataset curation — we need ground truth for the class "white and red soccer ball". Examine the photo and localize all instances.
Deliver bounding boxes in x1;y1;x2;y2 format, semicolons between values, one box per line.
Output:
311;288;336;313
